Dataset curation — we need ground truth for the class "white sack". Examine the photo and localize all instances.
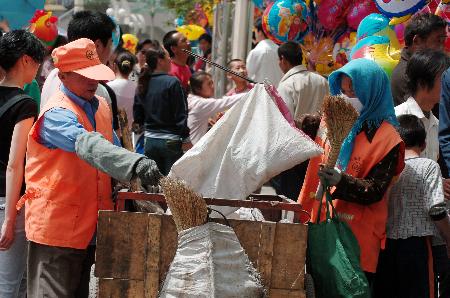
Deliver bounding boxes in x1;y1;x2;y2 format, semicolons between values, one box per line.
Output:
169;84;322;216
159;222;265;298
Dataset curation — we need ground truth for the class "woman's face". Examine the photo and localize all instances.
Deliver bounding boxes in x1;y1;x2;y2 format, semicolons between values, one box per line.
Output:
23;55;41;85
198;75;214;98
158;49;172;73
340;75;356;98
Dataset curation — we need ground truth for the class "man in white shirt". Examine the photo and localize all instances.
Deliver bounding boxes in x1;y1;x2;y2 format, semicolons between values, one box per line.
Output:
40;11;116;110
276;41;328;120
246;18;283;86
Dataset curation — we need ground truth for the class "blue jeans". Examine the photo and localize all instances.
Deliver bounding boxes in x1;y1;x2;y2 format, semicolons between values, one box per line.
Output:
144;137;183;176
0;197;27;298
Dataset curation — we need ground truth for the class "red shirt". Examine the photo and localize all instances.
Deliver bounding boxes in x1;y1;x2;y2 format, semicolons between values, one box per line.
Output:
169;62;191;90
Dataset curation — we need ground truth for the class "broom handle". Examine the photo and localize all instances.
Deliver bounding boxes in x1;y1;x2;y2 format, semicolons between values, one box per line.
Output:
326;143;341;168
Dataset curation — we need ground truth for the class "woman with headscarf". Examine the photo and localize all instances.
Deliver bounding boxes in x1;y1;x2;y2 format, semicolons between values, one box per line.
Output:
299;59;405;283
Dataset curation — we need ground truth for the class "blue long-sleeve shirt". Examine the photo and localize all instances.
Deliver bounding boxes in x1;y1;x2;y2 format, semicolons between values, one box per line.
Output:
38;85;120;151
439;68;450;177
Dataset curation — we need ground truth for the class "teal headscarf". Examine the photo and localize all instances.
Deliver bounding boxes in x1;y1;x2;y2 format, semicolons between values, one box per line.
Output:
328;58;398;172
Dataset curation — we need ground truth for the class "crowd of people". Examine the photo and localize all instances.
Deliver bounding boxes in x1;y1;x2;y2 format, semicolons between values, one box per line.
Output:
0;8;449;298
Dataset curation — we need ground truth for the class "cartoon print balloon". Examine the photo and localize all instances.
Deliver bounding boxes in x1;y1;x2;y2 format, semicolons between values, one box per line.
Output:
29;10;58;48
262;0;309;44
176;24;207;41
317;0;352;30
122;34;138;54
374;0;430;24
346;0;380;30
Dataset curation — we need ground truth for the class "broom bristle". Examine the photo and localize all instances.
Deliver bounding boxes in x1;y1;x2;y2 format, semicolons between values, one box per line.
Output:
161;177;208;232
322;95;359;167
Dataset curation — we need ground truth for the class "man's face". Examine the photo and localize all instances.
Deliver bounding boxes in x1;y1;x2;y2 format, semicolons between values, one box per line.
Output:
199;39;211;53
414;28;447;51
172;32;190;56
95;38;113;64
428;72;444;108
59;72;99;100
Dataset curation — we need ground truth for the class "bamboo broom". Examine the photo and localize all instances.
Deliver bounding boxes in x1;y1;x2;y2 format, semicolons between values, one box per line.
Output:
161;177;208;233
315;95;358;200
322;95;359;167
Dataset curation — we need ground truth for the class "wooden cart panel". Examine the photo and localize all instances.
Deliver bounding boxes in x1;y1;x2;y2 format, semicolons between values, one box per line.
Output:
96;211;307;298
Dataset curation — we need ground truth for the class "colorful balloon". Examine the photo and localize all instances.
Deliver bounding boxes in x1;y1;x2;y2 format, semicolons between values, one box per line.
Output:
346;0;380;30
317;0;352;30
253;0;275;10
176;24;207;41
332;31;357;66
29;10;58;48
262;0;309;44
374;0;429;21
122;34;138;54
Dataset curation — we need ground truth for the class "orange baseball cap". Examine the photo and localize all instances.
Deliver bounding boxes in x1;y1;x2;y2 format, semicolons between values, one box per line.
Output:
52;38;115;81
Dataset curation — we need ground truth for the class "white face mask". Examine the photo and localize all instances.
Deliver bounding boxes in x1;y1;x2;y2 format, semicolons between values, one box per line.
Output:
340;93;363;114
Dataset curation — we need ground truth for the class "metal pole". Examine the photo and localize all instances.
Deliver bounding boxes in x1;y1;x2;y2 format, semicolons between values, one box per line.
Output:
231;0;250;60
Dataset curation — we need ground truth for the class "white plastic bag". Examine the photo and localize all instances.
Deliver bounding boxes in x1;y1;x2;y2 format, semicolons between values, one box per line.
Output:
159;222;265;298
169;84;322;216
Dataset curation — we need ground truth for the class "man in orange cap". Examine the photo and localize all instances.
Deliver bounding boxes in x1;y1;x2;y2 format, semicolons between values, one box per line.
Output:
19;38;162;298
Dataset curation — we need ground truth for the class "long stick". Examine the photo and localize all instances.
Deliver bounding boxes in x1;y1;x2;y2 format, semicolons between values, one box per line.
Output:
182;49;258;84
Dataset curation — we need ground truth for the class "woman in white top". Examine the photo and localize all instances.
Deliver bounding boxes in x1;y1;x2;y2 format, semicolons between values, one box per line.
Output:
107;51;137;125
187;71;246;144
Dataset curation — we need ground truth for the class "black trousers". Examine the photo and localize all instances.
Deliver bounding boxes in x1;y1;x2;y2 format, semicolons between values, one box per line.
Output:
27;241;95;298
374;237;430;298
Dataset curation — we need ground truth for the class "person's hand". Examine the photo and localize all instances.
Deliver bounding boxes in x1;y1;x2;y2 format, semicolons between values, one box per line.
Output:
135;158;163;187
0;220;15;250
443;178;450;200
182;142;193;152
318;165;342;186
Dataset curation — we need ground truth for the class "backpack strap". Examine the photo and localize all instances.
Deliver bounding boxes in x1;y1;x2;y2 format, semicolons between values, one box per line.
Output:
0;94;32;119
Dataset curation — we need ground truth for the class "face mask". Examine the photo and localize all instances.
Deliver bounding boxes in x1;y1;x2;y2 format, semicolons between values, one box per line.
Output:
340;93;363;114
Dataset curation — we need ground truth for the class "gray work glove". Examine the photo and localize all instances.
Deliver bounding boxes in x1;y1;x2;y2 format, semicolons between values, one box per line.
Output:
317;166;342;186
75;131;163;186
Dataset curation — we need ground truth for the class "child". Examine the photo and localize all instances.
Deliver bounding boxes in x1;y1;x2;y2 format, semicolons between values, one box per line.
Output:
226;59;253;96
375;114;450;298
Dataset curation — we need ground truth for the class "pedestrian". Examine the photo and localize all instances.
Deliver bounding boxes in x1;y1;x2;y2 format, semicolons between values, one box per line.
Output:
163;31;191;92
391;13;446;106
375;114;450;298
226;59;253;96
277;41;328;120
136;39;159;72
107;51;137;125
0;29;45;298
17;38;124;298
246;17;283;86
299;59;405;287
133;46;191;175
194;33;212;72
187;71;245;145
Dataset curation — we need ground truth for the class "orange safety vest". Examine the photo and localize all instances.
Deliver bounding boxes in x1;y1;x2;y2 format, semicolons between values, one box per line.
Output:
18;90;114;249
299;120;404;273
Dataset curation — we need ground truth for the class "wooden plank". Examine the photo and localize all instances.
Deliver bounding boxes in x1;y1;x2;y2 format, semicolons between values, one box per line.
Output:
255;222;276;289
269;289;306;298
95;211;149;280
158;215;178;283
270;222;308;291
231;221;264;273
144;214;162;298
98;278;144;298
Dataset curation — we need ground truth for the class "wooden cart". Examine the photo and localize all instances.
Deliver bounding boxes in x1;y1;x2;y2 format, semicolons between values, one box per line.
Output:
95;192;309;298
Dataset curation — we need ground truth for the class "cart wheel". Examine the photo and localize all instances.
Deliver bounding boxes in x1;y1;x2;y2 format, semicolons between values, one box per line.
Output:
305;273;316;298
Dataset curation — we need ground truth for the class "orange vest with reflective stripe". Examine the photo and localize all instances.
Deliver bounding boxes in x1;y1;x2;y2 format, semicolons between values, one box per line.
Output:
299;121;404;273
19;91;113;249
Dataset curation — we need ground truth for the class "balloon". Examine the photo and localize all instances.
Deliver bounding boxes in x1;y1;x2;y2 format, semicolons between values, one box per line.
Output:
253;0;275;10
332;31;357;66
317;0;352;30
301;33;338;76
174;17;184;27
262;0;309;44
176;24;207;41
350;36;399;78
29;10;58;48
374;0;429;18
122;34;139;54
346;0;380;30
357;13;401;59
394;23;406;46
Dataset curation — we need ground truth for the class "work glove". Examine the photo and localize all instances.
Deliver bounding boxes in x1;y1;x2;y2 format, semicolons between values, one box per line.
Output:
134;158;163;189
75;131;163;185
315;166;342;200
